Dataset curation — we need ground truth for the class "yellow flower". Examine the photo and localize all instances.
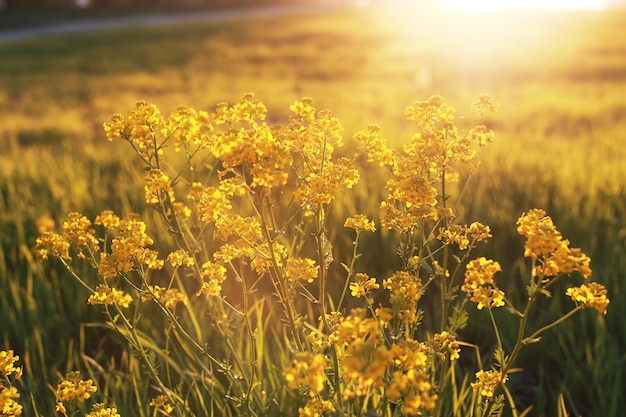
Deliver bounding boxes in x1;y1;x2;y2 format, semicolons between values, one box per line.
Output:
285;352;328;396
462;258;505;310
383;271;423;324
197;186;231;224
566;282;610;315
144;169;174;204
150;395;174;414
197;261;227;298
344;214;376;232
286;257;319;284
88;285;133;308
298;397;335;417
433;331;461;361
86;403;121;417
349;273;379;298
56;371;97;403
462;257;501;293
0;351;21;378
471;369;507;398
36;232;70;260
94;210;120;231
517;209;592;279
142;285;187;309
0;386;22;416
167;249;195;268
63;212;99;253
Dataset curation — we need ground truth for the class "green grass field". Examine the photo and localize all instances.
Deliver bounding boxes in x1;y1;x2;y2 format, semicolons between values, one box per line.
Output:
1;4;625;416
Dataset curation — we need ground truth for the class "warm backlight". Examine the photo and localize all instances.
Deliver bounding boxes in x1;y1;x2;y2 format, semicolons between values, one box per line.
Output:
440;0;606;10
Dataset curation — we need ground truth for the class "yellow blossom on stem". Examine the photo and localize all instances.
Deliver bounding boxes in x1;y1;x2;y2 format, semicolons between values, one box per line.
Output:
142;285;187;309
56;371;97;403
566;282;610;315
144;169;174;205
197;261;227;298
471;369;507;398
298;396;335;417
344;214;376;232
150;395;174;414
88;284;133;308
0;351;21;379
517;209;592;278
284;352;328;396
383;271;423;324
94;210;120;231
167;249;195;268
349;273;379;298
0;386;22;416
86;403;121;417
433;331;461;360
36;232;70;260
286;257;319;284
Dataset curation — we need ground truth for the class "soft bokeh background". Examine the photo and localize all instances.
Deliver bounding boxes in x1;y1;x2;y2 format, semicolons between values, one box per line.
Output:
1;1;625;415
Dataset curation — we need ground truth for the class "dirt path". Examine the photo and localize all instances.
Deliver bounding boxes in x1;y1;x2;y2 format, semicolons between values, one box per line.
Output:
0;1;351;45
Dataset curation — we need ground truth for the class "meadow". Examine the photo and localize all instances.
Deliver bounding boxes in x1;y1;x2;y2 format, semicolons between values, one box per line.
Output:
0;4;625;416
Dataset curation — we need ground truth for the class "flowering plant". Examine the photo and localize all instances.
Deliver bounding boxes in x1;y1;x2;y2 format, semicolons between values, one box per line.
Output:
24;93;609;417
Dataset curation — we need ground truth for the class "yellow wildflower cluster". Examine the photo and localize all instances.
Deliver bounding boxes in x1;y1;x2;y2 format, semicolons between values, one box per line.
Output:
0;351;22;417
56;371;97;404
286;257;319;284
381;271;423;324
149;395;174;414
566;282;610;315
284;352;328;396
104;100;168;163
142;285;188;309
197;261;227;298
167;249;195;268
344;214;376;233
144;169;174;205
462;257;505;310
85;403;121;417
385;340;437;414
95;212;163;278
517;209;592;278
355;95;496;232
88;284;133;308
471;369;508;398
349;273;379;299
438;222;492;250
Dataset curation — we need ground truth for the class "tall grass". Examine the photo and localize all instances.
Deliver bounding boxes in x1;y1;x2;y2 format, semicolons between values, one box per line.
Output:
1;5;625;415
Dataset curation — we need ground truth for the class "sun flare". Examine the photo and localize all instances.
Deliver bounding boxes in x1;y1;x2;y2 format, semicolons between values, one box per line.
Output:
440;0;606;10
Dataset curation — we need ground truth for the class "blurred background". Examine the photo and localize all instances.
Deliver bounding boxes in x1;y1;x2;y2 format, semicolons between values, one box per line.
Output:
1;0;625;415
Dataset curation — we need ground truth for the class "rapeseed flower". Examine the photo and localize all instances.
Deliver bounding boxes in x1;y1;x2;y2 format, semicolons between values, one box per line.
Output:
144;169;174;205
142;285;187;309
36;232;70;260
284;352;328;396
0;386;22;416
167;249;195;268
471;369;507;398
86;403;120;417
344;214;376;232
517;209;592;278
88;285;133;308
462;258;505;310
383;271;423;324
0;351;20;378
56;371;97;403
150;395;174;414
286;257;318;284
566;282;610;315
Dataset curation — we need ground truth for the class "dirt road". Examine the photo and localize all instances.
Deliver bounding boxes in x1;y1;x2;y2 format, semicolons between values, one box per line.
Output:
0;1;353;45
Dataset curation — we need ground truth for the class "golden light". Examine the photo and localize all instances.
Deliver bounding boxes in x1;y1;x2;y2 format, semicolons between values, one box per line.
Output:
440;0;606;11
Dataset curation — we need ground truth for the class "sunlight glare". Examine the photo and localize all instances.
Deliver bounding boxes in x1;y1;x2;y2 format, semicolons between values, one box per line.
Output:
440;0;606;11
